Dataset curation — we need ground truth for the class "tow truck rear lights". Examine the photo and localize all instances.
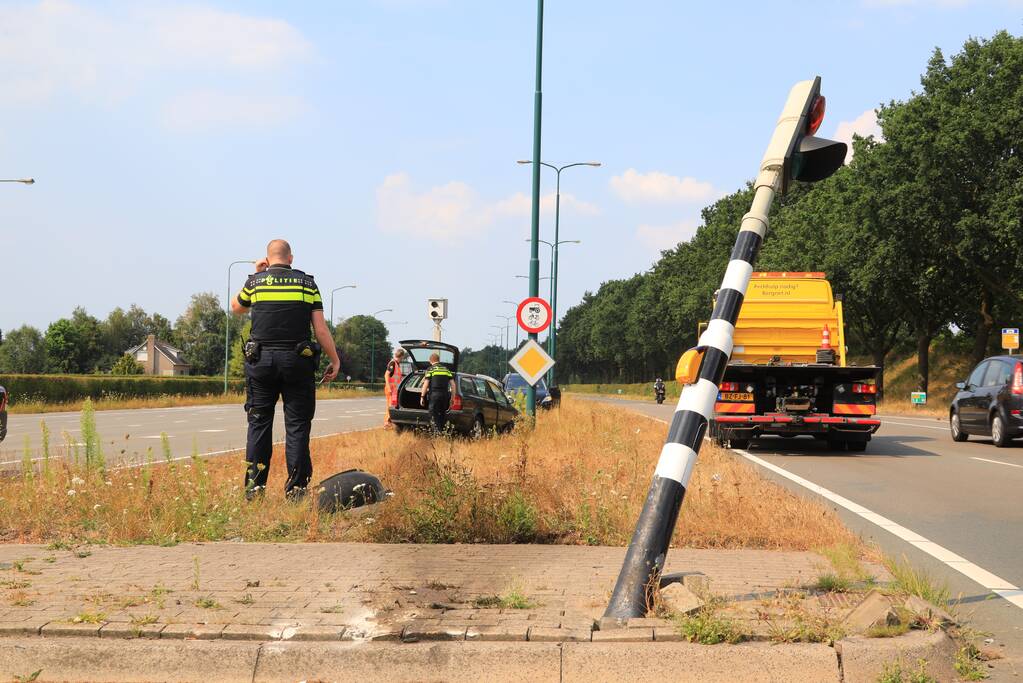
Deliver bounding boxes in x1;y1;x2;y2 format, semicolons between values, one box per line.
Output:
1013;362;1023;396
852;383;877;394
720;381;740;392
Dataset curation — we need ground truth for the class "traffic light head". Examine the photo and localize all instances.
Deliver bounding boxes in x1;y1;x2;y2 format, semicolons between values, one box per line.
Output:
762;77;848;194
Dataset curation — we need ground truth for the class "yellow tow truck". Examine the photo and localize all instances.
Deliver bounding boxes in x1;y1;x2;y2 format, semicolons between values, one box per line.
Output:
692;272;880;452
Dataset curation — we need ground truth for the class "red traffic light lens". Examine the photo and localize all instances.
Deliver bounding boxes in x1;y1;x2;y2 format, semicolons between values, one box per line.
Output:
806;95;826;135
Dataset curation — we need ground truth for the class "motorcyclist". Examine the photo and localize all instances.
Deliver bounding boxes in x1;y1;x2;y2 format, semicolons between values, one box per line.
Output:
653;377;666;403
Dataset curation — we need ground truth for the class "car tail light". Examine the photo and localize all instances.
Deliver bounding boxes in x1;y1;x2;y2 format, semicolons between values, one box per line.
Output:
1013;363;1023;396
852;383;877;394
451;393;463;411
720;381;739;392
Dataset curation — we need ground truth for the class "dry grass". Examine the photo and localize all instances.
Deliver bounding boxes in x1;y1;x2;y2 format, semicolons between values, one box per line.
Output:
0;398;858;550
6;386;381;415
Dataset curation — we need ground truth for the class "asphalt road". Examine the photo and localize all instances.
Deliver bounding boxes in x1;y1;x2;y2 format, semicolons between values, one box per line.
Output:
589;396;1023;678
0;396;386;468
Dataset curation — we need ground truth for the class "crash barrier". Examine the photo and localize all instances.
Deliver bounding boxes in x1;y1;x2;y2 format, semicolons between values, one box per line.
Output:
0;373;383;405
316;469;389;513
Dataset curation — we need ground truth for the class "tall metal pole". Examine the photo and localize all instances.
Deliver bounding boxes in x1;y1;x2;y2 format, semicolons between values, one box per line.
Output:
330;285;357;327
503;301;520;349
526;0;544;419
519;160;599;382
603;77;834;620
603;171;778;620
550;171;560;362
225;260;252;393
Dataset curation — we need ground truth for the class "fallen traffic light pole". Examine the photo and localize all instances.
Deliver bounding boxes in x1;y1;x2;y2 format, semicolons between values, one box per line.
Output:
603;77;848;621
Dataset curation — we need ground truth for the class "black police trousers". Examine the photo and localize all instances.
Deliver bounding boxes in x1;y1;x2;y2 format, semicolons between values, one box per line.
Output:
244;348;316;496
428;392;450;433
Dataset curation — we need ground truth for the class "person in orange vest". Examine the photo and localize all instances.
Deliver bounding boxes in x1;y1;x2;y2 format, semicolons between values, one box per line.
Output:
383;347;407;427
0;385;7;443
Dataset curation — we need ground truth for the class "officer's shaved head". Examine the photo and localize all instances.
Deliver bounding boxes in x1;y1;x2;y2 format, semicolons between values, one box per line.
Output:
430;352;440;363
267;239;293;263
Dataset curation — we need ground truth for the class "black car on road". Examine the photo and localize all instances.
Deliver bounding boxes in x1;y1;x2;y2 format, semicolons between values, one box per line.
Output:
950;355;1023;447
388;340;518;436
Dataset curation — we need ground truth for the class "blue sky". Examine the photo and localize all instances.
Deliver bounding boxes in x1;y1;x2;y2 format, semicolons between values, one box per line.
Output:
1;0;1020;350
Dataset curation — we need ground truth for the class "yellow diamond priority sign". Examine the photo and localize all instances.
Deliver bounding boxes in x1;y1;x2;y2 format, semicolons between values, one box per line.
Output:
508;339;555;387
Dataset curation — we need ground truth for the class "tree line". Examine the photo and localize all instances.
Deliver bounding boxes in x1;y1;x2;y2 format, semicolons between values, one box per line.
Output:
0;295;393;383
556;32;1023;394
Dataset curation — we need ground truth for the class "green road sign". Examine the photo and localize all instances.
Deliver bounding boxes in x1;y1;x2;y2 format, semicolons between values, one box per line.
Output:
910;391;927;405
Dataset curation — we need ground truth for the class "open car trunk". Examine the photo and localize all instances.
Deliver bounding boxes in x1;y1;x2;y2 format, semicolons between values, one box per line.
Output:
399;339;460;372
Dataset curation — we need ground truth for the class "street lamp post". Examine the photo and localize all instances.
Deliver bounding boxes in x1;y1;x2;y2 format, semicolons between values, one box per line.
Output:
496;315;514;364
521;0;545;419
225;259;254;393
330;285;357;326
528;237;581;356
503;300;521;348
368;308;393;383
517;160;600;387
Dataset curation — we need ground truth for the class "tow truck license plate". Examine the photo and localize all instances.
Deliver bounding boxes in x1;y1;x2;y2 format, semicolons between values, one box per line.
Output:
719;392;753;401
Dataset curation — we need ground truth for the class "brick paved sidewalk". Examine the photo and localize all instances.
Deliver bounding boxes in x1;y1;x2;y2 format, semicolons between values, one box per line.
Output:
0;543;868;643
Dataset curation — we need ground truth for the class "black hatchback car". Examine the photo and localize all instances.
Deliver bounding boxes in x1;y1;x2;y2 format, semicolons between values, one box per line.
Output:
388;340;518;436
949;355;1023;447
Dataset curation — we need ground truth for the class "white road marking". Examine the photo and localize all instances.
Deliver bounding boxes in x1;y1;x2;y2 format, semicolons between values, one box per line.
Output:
734;447;1023;611
199;429;225;433
879;419;948;432
972;456;1023;470
141;435;172;440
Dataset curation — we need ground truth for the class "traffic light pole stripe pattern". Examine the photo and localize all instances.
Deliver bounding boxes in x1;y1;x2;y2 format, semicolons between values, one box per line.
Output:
604;177;775;621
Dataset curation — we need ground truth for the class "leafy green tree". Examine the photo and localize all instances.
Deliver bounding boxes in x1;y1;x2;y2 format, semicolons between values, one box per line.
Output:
43;308;103;374
175;293;239;376
100;305;173;368
110;353;144;375
228;319;252;378
0;325;47;374
333;316;391;382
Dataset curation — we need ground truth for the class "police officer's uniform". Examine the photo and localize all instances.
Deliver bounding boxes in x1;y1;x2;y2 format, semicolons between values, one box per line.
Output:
237;265;323;497
422;363;454;433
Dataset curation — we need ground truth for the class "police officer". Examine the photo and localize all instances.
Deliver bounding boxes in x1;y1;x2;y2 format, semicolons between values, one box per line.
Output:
418;352;455;433
231;239;340;499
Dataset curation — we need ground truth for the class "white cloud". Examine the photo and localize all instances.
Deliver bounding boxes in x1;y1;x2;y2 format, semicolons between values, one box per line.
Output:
0;1;311;125
160;90;309;131
833;109;884;161
636;222;699;252
376;173;493;242
609;169;717;204
374;176;600;243
493;191;600;218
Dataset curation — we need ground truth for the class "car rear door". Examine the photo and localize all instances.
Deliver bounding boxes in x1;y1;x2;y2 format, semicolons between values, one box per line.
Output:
471;377;499;427
960;361;989;430
982;360;1012;432
486;379;516;426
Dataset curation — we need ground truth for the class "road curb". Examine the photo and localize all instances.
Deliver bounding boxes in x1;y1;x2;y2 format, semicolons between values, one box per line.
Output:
836;629;959;683
0;631;963;683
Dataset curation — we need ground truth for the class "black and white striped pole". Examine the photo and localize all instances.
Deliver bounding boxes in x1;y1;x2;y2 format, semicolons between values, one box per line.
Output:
603;77;847;621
